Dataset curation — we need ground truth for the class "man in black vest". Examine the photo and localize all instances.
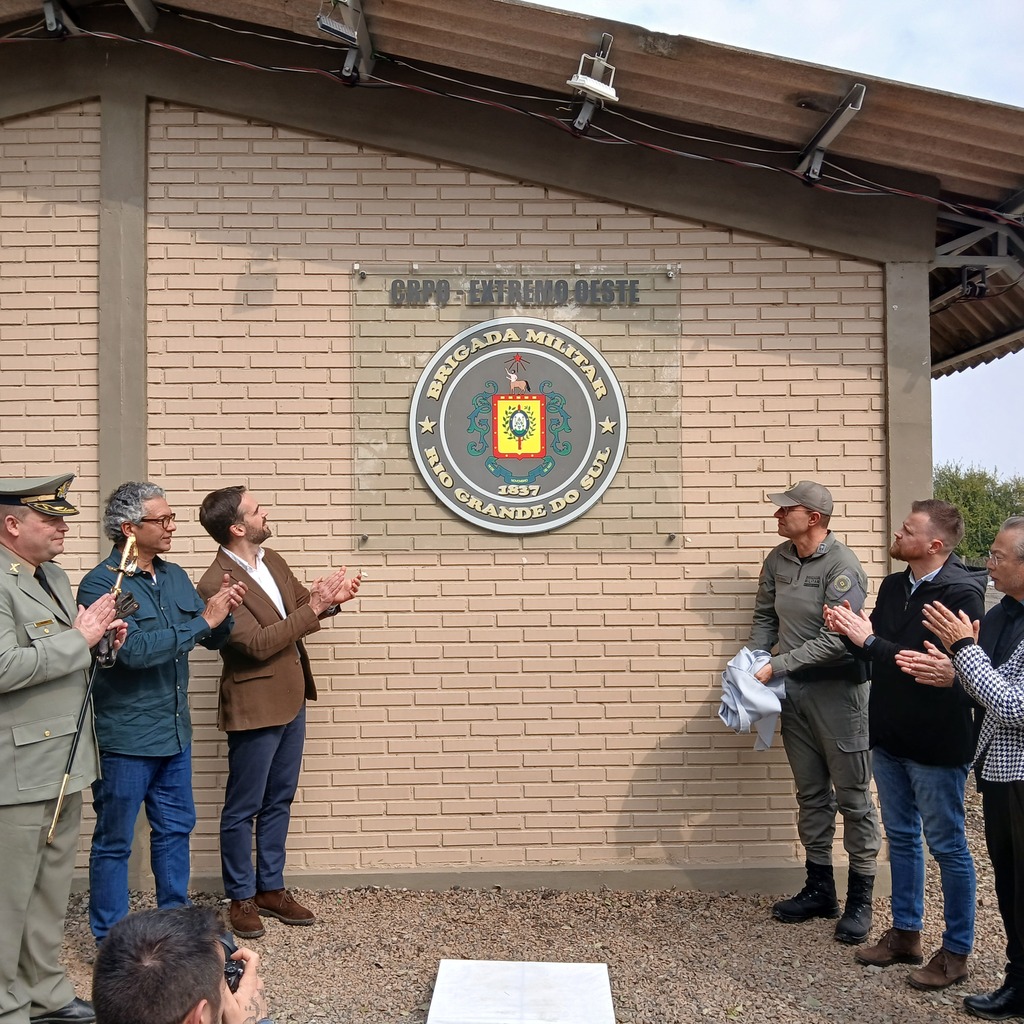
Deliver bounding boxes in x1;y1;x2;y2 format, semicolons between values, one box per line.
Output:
827;500;985;991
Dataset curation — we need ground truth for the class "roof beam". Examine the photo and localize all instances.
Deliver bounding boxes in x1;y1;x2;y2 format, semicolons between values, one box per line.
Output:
932;255;1021;269
929;276;977;313
998;187;1024;217
935;213;1024;262
935;226;994;256
933;324;1024;375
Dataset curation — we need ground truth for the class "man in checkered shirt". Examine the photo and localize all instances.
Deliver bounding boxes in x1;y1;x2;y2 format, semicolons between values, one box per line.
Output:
898;516;1024;1021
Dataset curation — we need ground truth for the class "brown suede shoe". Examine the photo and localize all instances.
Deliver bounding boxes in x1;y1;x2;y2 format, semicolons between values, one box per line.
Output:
856;927;924;967
907;948;969;990
254;888;316;926
229;898;265;939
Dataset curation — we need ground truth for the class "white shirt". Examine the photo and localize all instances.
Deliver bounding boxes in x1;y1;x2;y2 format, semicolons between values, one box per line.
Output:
220;546;286;618
908;565;942;595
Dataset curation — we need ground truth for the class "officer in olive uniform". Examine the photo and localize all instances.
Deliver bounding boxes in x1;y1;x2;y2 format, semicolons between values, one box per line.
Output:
749;480;881;945
0;475;123;1024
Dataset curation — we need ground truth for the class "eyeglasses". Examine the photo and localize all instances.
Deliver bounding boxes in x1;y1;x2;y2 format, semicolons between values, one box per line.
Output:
777;506;808;516
986;550;1016;565
138;514;177;530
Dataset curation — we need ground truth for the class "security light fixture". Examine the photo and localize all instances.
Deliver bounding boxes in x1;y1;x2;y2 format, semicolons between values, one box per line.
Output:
316;9;357;46
567;33;618;135
315;0;374;81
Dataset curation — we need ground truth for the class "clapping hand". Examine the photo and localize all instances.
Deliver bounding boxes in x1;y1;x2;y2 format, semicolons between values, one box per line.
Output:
894;642;957;688
922;600;980;653
309;567;346;615
201;573;248;629
823;600;873;646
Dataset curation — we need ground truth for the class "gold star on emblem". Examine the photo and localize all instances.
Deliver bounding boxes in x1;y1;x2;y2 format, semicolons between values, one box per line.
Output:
418;417;436;434
599;418;617;434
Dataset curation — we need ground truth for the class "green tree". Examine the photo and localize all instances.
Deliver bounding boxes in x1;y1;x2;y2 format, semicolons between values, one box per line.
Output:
933;462;1024;564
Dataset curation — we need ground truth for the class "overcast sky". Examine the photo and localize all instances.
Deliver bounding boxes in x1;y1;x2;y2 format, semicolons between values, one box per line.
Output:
544;0;1024;478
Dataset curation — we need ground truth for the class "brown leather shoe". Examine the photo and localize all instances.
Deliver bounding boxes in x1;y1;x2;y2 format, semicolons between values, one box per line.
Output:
856;927;924;967
908;948;969;990
254;888;315;926
229;898;265;939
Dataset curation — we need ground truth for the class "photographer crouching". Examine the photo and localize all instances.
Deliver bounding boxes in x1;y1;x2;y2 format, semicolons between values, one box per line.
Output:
92;906;271;1024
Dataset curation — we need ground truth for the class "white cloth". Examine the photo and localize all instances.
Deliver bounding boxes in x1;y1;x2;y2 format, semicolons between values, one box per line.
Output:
718;647;787;750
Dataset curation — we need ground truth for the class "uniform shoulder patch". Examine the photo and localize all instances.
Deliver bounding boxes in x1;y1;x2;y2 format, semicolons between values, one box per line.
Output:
825;572;866;608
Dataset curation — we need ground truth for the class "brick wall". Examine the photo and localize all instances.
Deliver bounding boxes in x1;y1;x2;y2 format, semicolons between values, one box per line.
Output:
0;102;103;561
1;100;887;883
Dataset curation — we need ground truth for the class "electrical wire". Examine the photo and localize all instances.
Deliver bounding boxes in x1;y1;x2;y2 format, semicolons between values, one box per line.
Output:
822;159;1024;227
986;273;1024;296
381;52;804;158
0;17;45;38
607;106;801;157
359;67;581;135
380;54;569;105
173;6;346;50
0;12;1020;231
931;273;1024;314
5;25;364;87
954;272;1023;304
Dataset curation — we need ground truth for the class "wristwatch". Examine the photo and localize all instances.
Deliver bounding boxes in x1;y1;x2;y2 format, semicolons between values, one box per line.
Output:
863;634;876;649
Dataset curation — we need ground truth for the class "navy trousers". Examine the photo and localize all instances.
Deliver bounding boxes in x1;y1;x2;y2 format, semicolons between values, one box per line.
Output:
220;705;306;900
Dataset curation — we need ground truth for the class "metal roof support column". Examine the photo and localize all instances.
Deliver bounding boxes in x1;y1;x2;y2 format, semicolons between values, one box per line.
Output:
884;262;933;561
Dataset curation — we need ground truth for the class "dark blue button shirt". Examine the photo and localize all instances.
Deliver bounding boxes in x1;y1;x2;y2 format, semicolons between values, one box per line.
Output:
78;548;233;756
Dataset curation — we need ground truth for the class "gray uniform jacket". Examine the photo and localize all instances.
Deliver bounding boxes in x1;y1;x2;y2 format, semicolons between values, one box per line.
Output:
0;542;99;805
749;532;868;680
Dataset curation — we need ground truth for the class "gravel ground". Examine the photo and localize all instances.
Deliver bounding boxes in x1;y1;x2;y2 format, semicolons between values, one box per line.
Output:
61;790;1006;1024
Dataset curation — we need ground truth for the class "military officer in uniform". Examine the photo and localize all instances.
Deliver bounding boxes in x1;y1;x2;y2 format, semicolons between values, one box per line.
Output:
0;474;125;1024
749;480;881;945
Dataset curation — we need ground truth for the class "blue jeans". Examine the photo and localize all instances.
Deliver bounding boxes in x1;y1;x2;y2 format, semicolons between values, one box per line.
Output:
872;746;975;954
221;706;306;900
89;747;196;941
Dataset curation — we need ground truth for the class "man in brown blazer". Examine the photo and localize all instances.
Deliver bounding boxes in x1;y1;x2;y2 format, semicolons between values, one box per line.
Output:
198;486;361;938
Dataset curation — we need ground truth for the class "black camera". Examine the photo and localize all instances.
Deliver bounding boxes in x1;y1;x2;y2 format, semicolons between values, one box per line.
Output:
220;933;244;993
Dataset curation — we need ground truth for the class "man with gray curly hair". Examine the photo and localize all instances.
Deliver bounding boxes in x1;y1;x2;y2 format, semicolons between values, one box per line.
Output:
78;482;247;944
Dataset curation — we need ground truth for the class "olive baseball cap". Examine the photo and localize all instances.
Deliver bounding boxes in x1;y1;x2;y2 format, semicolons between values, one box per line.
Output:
767;480;833;515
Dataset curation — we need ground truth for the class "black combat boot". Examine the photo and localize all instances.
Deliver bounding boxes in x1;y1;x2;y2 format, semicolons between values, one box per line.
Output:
772;860;840;923
835;870;874;944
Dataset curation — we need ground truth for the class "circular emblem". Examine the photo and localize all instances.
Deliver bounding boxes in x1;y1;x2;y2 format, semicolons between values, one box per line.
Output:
409;317;628;534
833;575;852;593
